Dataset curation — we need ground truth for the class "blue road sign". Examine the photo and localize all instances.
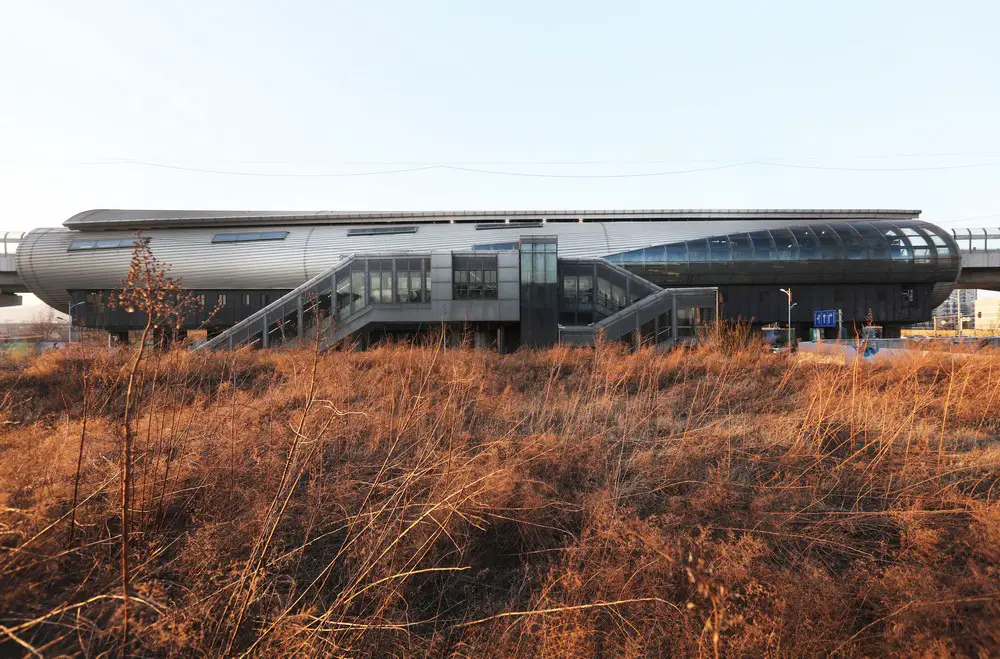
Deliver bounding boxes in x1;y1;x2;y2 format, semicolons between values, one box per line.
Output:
814;310;837;327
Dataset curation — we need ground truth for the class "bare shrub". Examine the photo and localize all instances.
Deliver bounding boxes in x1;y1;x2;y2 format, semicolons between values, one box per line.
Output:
0;340;998;655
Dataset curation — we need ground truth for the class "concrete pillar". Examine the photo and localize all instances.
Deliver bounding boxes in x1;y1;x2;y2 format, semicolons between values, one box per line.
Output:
672;293;678;341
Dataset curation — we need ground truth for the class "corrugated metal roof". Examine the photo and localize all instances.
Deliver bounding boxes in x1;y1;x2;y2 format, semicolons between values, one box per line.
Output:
63;208;923;230
21;216;934;310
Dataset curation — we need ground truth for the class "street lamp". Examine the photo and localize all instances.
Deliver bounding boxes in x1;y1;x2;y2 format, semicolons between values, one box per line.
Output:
779;288;797;348
67;300;86;343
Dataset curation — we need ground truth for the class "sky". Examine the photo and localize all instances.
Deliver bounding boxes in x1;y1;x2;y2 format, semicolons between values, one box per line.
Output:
1;1;1000;313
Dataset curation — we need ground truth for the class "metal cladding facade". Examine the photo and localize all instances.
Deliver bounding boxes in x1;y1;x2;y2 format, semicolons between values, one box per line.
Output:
15;208;961;332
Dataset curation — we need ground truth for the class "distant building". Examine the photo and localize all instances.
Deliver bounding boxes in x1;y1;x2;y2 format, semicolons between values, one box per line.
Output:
926;288;978;329
975;298;1000;332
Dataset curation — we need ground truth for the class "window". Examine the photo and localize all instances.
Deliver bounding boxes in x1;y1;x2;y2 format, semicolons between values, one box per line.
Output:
218;293;228;307
393;258;428;303
68;237;146;251
453;255;498;299
242;293;251;306
346;225;418;236
369;259;394;303
473;241;519;250
261;294;270;306
475;221;543;230
86;292;106;314
789;227;820;259
212;231;288;244
562;276;577;303
578;275;594;304
748;231;775;261
520;239;557;284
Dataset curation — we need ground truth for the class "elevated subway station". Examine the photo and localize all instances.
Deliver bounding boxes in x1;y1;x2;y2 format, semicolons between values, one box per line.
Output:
6;209;973;348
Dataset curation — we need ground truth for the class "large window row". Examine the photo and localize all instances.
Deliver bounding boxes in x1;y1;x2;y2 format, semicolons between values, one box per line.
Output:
453;255;498;299
606;221;959;266
366;258;432;304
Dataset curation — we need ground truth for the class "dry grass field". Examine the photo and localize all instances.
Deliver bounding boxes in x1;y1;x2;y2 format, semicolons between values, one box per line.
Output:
0;334;998;656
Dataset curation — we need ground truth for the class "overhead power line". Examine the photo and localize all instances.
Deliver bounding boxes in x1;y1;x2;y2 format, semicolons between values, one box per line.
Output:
48;159;1000;178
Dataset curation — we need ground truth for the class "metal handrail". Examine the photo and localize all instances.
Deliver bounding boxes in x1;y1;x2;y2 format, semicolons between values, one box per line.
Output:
197;255;358;350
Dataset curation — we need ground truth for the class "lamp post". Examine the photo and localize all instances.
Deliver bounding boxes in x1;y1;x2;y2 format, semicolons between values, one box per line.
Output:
779;288;797;348
67;300;85;344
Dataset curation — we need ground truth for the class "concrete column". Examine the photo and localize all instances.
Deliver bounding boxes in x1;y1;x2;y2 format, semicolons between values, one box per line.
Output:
672;293;678;341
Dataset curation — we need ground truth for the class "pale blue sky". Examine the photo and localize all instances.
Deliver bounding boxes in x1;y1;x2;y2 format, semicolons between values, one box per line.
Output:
2;0;1000;234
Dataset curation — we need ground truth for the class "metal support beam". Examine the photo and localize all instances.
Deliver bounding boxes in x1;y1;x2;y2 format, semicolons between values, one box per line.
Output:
297;297;304;341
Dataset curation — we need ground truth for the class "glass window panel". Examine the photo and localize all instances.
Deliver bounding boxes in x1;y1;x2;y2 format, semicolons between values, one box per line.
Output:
789;227;820;259
814;225;843;260
882;227;912;260
770;229;797;260
598;278;612;308
687;239;710;262
729;234;753;261
336;277;351;315
829;224;866;260
643;245;665;263
397;271;410;303
351;270;366;311
545;253;557;283
563;276;578;302
96;239;123;248
370;271;382;303
408;270;421;301
665;243;687;263
708;236;731;261
533;253;545;281
749;231;775;261
579;275;594;304
611;285;626;310
381;269;392;301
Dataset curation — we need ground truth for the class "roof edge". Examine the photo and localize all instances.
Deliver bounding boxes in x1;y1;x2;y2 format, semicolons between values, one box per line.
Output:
63;208;923;231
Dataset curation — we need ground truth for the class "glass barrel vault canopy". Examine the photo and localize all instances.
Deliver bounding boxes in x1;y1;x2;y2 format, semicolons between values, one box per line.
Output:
604;220;960;287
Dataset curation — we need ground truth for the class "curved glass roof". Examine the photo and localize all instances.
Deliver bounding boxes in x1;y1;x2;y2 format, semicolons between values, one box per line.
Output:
605;220;960;286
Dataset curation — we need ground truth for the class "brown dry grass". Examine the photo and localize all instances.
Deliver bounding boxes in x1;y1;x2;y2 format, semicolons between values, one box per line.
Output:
0;334;998;657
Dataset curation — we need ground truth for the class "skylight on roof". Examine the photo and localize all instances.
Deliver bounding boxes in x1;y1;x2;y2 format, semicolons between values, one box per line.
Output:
475;221;544;230
346;226;418;236
68;238;147;251
212;231;288;244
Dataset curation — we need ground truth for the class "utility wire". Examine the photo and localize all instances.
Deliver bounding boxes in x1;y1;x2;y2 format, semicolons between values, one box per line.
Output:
56;150;1000;166
45;158;1000;178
